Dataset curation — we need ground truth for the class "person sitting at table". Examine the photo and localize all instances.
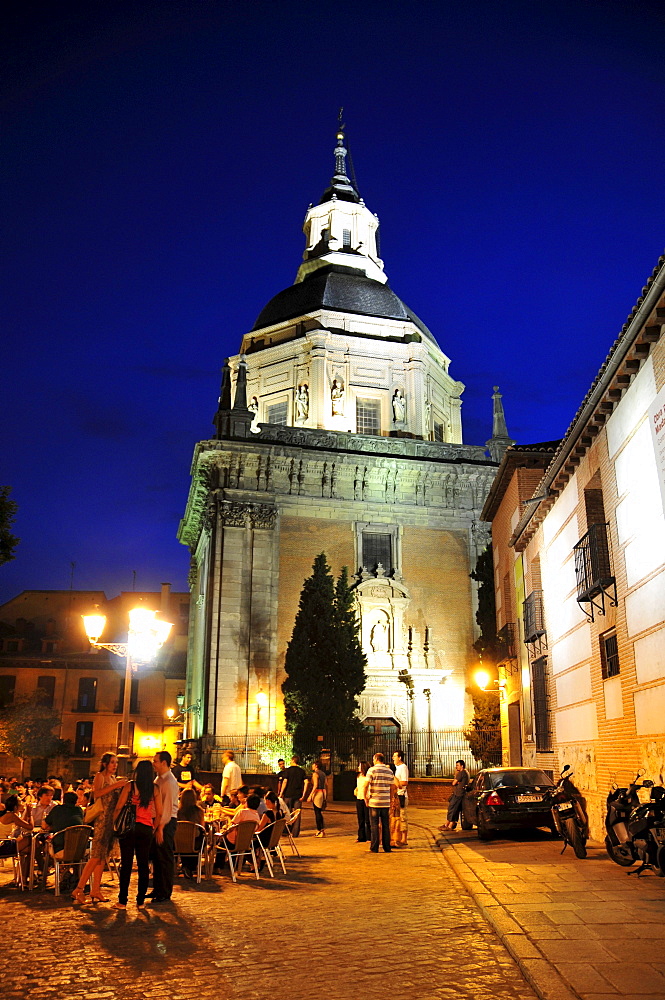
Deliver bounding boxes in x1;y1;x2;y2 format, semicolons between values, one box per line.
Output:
249;786;267;815
201;784;222;808
177;789;205;879
214;793;261;871
0;794;33;885
44;791;85;891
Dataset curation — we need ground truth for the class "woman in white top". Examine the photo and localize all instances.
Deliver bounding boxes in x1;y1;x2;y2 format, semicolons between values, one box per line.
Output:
354;762;371;843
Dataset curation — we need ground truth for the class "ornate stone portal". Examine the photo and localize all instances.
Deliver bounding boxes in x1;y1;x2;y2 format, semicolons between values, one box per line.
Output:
177;128;509;740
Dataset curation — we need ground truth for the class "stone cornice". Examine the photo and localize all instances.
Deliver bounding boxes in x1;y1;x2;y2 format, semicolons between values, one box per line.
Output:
226;423;490;464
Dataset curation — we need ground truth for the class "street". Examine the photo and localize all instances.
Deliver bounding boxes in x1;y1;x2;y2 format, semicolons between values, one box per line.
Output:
1;806;535;1000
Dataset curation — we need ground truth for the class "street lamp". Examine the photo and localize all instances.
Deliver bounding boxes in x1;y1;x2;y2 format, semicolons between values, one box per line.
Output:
82;607;173;774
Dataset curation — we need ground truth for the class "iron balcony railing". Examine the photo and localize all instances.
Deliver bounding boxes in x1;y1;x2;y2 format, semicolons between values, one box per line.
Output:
497;622;517;660
573;522;614;603
523;590;546;646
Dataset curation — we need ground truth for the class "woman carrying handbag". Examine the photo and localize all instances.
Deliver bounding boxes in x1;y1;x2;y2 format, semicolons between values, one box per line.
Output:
112;759;162;910
72;752;127;905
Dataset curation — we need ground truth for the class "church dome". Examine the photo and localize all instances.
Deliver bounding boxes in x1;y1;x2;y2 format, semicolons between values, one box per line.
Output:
252;264;437;344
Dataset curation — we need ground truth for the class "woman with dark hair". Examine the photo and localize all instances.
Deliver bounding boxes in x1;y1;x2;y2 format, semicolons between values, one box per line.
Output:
176;788;204;879
72;752;127;905
0;794;32;885
307;761;328;838
112;759;162;909
354;761;370;843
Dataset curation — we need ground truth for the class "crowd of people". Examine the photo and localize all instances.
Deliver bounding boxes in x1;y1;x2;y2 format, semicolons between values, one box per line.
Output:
0;747;446;896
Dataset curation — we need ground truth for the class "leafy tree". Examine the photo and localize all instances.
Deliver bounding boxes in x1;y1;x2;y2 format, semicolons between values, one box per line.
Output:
464;686;501;767
0;692;69;778
0;486;19;566
282;554;367;754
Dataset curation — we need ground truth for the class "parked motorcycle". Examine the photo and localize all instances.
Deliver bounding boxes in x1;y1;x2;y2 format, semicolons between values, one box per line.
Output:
545;764;588;859
605;771;665;876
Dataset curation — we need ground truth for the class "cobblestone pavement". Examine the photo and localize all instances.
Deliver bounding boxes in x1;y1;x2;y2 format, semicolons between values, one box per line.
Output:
0;806;536;1000
439;826;665;1000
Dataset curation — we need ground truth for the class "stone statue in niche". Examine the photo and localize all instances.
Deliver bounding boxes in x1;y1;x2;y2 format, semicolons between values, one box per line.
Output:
392;388;406;424
370;621;389;652
295;384;309;422
248;396;259;421
331;378;345;416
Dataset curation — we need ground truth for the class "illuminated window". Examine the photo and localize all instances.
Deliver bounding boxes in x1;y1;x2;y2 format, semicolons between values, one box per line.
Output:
600;630;620;678
77;677;97;711
356;398;381;435
75;721;93;755
266;401;288;425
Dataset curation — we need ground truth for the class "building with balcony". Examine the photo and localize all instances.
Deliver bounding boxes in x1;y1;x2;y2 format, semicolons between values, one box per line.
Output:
482;253;665;839
0;585;188;780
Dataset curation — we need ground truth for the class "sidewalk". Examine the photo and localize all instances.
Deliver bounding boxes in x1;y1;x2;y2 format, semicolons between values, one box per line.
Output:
438;825;665;1000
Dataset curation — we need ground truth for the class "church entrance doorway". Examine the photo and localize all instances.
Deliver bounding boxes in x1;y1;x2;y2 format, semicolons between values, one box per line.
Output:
362;717;401;735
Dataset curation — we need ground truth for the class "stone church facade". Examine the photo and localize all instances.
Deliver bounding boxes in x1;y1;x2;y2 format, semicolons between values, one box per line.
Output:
178;128;511;742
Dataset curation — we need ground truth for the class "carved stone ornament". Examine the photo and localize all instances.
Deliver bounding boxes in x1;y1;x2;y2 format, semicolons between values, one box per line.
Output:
255;423;487;462
219;500;249;527
187;557;198;589
249;504;278;530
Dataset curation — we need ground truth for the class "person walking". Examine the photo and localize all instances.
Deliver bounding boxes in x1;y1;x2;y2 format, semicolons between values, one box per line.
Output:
354;761;370;843
112;759;162;910
220;750;242;805
364;753;395;853
72;752;127;905
278;756;309;837
392;750;409;847
443;759;470;830
307;761;327;838
149;750;179;903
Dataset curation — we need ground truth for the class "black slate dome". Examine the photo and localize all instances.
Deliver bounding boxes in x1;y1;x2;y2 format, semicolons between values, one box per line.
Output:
251;264;437;344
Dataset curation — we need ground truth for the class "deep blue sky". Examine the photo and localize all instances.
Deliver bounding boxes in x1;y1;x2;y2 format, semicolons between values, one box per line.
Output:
3;0;664;604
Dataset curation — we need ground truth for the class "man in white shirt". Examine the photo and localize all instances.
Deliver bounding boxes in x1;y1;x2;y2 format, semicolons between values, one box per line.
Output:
392;750;409;847
150;751;179;903
220;751;243;804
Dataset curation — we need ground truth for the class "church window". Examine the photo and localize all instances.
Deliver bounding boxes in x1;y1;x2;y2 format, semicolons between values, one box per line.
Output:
433;421;444;442
362;532;392;574
342;228;352;247
266;401;288;425
356;398;381;435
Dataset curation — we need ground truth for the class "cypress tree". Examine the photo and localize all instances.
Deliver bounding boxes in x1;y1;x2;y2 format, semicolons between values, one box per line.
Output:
282;554;367;750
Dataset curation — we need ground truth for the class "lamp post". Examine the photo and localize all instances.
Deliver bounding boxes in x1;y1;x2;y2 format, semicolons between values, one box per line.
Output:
82;607;172;775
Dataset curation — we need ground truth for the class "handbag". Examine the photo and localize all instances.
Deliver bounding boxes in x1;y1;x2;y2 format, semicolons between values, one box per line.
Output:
84;797;103;824
114;785;136;837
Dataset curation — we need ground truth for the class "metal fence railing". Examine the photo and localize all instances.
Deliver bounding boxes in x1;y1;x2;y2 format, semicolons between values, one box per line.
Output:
182;728;502;778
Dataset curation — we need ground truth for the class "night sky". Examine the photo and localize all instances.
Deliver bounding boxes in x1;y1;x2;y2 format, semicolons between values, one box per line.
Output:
3;0;665;605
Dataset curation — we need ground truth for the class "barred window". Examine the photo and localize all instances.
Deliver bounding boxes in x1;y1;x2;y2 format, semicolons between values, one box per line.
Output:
532;656;553;752
600;630;620;678
266;401;288;425
433;421;444;442
362;532;392;574
356;398;381;435
342;228;352;247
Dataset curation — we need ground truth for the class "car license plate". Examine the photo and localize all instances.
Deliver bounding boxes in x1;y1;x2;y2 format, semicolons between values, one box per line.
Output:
556;802;573;813
517;794;543;803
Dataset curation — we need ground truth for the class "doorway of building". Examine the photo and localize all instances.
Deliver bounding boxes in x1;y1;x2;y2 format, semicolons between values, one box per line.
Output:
508;701;522;766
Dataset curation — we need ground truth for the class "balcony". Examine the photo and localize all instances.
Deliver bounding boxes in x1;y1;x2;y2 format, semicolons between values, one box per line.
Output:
573;522;617;622
71;701;97;713
497;622;517;661
523;591;546;654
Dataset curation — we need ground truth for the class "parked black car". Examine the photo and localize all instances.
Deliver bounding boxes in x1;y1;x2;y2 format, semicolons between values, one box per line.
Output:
461;767;555;840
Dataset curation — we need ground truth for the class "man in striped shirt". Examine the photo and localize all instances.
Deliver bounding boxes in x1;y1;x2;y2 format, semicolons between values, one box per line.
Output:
364;752;396;853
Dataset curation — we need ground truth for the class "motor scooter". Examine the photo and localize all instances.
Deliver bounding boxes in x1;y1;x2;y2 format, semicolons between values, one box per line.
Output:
605;771;665;875
545;764;588;859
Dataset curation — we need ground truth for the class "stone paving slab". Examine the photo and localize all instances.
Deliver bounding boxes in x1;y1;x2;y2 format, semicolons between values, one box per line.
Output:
438;825;665;1000
0;807;537;1000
